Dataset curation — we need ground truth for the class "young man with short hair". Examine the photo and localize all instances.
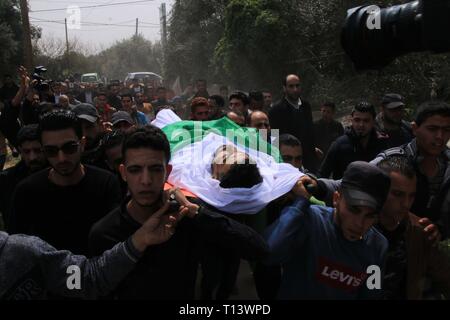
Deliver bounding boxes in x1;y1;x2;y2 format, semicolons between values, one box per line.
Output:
264;161;391;299
278;134;304;171
372;100;450;239
9;110;122;256
89;126;268;299
229;92;250;116
375;155;450;299
0;125;48;230
190;97;210;121
319;102;387;179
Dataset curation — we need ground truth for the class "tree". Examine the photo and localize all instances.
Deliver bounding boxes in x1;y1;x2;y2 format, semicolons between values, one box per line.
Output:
165;0;228;86
0;0;41;76
95;35;162;81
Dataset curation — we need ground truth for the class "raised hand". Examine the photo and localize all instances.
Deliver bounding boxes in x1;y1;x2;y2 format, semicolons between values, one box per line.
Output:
131;198;189;252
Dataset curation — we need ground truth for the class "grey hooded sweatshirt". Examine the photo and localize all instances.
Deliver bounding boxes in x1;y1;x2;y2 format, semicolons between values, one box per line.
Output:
0;231;141;300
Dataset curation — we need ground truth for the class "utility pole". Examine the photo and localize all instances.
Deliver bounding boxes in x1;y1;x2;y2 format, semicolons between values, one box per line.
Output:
65;18;70;74
160;3;167;49
19;0;33;70
135;18;139;37
159;3;167;78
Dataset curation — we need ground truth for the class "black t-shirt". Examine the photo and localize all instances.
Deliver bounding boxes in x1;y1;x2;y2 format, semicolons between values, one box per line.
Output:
9;165;121;256
377;220;408;300
89;197;269;299
0;161;36;230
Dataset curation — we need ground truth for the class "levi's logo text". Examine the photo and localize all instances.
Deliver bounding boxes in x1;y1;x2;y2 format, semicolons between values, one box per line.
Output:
315;257;368;292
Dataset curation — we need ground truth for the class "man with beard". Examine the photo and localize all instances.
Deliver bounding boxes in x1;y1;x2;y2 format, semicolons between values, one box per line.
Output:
269;74;319;173
0;125;47;230
73;104;106;169
319;102;387;179
376;94;414;149
9;110;121;256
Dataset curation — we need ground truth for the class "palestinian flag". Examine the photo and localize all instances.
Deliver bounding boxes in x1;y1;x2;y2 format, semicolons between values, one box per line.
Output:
154;110;304;214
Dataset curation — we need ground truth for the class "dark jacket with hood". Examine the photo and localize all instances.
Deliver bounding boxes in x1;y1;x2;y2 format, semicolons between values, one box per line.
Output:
319;128;388;179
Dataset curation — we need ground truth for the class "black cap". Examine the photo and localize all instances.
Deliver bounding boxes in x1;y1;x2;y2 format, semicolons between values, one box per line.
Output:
111;111;134;126
341;161;391;212
382;93;405;109
73;103;99;123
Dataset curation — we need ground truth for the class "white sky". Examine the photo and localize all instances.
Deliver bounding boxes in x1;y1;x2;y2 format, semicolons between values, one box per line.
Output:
29;0;174;52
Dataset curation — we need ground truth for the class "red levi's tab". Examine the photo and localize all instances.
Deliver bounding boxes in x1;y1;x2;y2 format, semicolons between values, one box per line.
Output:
315;257;368;293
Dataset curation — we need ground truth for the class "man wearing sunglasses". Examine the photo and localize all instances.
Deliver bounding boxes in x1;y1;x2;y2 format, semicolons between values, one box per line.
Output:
8;110;122;257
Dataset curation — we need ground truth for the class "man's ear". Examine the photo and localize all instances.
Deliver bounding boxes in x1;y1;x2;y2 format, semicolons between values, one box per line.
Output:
333;191;340;208
80;136;86;153
165;164;172;181
411;122;418;137
119;164;127;182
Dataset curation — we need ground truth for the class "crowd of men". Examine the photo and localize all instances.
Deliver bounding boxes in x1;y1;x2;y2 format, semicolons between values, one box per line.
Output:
0;67;449;300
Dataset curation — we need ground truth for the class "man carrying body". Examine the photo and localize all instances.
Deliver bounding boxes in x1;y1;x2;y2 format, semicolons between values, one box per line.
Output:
264;162;390;299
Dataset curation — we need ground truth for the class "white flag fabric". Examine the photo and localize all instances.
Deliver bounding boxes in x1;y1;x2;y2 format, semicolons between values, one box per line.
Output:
155;110;304;214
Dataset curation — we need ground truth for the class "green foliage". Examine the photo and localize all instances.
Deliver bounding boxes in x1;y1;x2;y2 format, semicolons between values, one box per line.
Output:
165;0;450;115
0;0;22;75
95;35;162;80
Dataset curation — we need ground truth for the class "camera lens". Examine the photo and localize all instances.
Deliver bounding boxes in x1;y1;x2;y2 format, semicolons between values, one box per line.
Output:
341;1;422;70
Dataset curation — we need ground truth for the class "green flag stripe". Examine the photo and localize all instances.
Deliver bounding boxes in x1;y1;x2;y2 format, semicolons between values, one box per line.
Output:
162;116;282;162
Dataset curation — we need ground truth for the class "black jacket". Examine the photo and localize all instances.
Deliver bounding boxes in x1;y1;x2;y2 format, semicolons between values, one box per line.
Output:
313;119;344;156
0;84;19;102
319;128;388;179
88;197;269;299
0;161;38;230
0;101;21;148
372;140;450;239
269;98;318;173
375;114;414;149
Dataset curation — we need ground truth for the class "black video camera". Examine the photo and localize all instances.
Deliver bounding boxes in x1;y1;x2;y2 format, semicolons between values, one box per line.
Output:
32;66;52;92
341;0;450;70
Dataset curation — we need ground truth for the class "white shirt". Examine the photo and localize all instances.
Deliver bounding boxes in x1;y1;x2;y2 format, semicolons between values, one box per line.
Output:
286;97;303;110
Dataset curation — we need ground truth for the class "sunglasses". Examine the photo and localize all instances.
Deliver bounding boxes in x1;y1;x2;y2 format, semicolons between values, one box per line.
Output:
43;141;80;158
